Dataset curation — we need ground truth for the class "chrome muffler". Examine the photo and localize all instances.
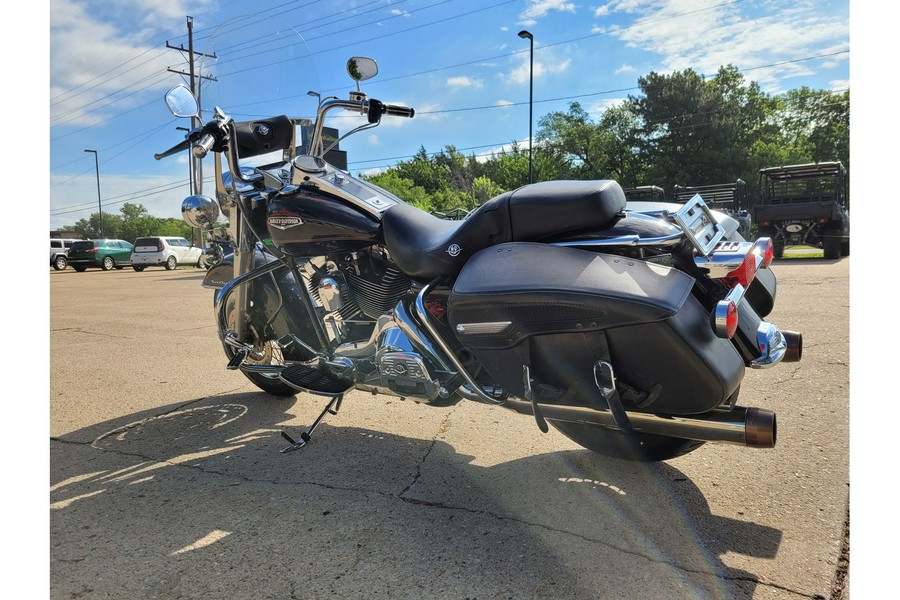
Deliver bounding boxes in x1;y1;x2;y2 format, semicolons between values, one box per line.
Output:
502;398;777;448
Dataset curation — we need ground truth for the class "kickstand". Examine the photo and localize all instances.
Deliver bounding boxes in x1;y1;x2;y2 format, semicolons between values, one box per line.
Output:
280;394;343;453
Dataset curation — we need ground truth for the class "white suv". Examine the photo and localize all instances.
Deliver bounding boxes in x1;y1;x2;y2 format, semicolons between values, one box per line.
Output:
50;238;79;270
131;236;202;271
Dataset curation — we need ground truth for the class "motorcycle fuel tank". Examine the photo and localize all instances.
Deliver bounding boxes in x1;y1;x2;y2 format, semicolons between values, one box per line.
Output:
267;184;381;257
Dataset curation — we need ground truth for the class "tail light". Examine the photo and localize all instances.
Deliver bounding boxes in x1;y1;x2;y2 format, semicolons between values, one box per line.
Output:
714;297;739;339
87;248;98;253
757;237;774;268
725;252;758;288
158;241;164;251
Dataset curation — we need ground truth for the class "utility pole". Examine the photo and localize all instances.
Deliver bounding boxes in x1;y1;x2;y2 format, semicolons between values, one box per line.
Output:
166;16;217;247
166;16;217;196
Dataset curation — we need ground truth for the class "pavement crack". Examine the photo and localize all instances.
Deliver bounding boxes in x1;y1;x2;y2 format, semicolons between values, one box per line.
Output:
50;327;132;339
398;405;460;500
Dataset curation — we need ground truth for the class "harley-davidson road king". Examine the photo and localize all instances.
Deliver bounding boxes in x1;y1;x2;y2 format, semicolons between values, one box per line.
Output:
155;28;801;462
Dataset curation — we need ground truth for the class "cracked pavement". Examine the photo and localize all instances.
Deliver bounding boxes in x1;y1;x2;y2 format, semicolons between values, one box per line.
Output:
50;259;849;599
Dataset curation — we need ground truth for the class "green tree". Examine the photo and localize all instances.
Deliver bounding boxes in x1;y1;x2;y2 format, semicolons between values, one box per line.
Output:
117;203;161;243
362;170;433;211
72;212;123;239
777;87;849;171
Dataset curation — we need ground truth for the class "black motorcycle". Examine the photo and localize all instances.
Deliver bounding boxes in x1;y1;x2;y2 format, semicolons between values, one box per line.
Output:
156;47;800;462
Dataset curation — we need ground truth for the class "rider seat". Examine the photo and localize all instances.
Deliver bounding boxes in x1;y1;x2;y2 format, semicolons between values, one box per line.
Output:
381;180;626;279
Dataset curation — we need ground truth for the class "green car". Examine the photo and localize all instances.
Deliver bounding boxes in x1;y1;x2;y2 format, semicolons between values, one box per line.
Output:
67;239;134;272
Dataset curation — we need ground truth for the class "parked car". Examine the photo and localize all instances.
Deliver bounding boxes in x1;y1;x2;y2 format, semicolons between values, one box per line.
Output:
131;236;203;271
67;239;134;271
50;238;79;270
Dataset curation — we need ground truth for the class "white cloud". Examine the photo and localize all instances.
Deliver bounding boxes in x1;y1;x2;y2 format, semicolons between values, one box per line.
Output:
390;9;411;18
586;98;627;119
829;79;849;92
447;76;484;88
598;0;849;89
49;0;213;127
519;0;576;25
503;50;572;85
49;170;188;230
615;64;636;75
368;134;380;146
496;100;515;107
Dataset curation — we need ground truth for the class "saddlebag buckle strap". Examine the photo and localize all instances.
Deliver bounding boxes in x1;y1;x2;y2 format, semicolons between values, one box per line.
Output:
523;365;549;433
593;361;633;433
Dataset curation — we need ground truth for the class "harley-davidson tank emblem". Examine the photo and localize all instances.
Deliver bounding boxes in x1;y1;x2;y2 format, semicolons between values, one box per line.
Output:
447;244;462;257
268;215;304;230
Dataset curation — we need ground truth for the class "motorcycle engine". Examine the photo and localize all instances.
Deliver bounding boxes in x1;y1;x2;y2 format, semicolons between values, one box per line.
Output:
342;247;410;320
307;247;411;346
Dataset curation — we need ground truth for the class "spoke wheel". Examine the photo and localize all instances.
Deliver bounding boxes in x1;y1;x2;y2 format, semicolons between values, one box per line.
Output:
222;298;297;397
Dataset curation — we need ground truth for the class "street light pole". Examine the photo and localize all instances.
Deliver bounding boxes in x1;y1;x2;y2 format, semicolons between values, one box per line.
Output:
518;30;534;185
83;149;103;238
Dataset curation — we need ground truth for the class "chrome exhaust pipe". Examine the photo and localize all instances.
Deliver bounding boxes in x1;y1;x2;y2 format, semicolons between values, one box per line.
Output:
502;398;777;448
782;331;802;362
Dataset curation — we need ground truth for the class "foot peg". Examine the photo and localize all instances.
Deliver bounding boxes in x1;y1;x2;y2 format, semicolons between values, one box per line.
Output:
226;349;248;370
281;394;343;453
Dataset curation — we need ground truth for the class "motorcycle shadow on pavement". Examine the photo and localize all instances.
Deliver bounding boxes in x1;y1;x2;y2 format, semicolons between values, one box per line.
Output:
51;392;782;599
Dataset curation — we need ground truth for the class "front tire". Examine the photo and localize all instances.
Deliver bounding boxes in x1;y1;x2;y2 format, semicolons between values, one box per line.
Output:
222;297;297;397
101;256;115;271
53;255;67;271
73;266;86;272
165;256;177;270
133;265;145;272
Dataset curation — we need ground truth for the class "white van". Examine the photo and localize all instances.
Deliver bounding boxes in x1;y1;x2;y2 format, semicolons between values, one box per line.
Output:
50;238;79;270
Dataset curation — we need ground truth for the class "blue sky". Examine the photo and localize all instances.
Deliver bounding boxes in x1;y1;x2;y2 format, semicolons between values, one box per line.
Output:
48;0;852;230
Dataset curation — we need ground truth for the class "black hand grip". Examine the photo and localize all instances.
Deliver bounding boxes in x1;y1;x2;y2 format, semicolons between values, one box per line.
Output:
192;133;216;158
154;139;191;161
383;104;415;118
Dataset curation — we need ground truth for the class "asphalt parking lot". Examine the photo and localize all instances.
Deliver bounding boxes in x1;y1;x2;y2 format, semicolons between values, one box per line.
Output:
49;258;849;599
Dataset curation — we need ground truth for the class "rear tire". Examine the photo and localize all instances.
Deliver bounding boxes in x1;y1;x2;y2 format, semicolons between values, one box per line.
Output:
133;265;145;272
165;256;177;270
824;231;841;260
549;421;706;462
841;240;850;256
101;256;115;271
73;266;86;272
53;255;67;271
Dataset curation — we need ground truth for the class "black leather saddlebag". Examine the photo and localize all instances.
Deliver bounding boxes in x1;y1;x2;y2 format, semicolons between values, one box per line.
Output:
447;243;744;415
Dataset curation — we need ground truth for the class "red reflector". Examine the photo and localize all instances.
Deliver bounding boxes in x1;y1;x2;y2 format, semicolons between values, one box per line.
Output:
88;248;98;253
725;301;738;339
726;253;758;288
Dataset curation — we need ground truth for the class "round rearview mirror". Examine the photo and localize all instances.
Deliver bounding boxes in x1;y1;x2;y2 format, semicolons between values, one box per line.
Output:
165;85;200;118
182;195;219;230
347;57;378;82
